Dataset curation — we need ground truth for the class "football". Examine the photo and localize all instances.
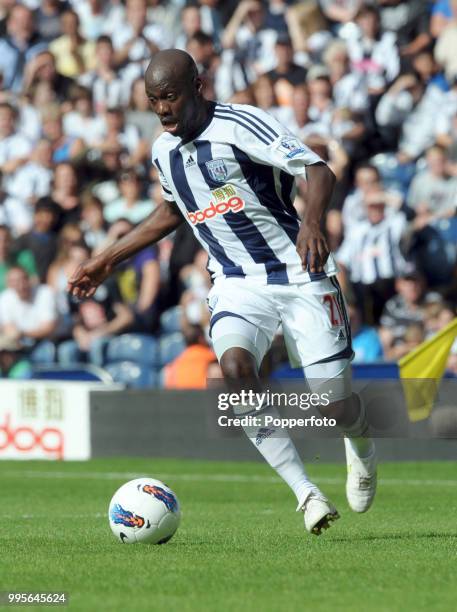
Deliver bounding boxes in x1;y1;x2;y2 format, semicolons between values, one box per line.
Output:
108;478;181;544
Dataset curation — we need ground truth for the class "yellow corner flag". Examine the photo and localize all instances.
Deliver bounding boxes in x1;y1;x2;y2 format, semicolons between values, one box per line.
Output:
399;318;457;422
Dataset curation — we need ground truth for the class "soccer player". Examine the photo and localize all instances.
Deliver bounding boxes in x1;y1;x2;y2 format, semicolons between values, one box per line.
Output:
68;49;377;535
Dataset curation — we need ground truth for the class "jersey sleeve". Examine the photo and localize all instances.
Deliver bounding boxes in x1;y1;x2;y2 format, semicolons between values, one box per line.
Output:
151;146;175;202
228;106;324;177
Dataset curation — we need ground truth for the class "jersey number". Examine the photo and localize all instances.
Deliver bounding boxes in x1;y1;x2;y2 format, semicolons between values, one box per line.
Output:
323;294;344;327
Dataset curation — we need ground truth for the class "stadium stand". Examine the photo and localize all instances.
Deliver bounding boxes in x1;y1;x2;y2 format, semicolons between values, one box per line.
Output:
0;0;456;385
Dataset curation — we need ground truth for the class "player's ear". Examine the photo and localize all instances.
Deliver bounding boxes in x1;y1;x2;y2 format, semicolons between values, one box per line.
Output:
195;76;203;95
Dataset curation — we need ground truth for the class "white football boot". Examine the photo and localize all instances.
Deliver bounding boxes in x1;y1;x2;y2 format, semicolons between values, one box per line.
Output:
344;437;377;513
297;488;340;536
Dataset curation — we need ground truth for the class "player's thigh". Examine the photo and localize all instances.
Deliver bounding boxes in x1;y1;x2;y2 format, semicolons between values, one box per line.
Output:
280;277;352;369
208;279;279;369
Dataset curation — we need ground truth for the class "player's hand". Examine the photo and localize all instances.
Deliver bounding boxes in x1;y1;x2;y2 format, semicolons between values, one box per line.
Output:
296;225;329;274
67;255;113;300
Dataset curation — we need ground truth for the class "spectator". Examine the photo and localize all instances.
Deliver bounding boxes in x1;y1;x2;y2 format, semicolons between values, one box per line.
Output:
407;145;457;224
221;0;279;82
75;0;123;41
42;107;85;164
58;262;134;366
378;0;431;67
346;4;400;96
112;0;170;69
0;224;37;291
431;0;453;38
337;188;409;323
341;163;401;231
265;33;307;107
0;4;47;92
348;303;384;363
0;170;34;237
126;77;162;145
0;102;32;189
52;162;82;225
95;106;147;167
379;271;428;354
385;321;425;360
7;139;53;206
105;219;161;331
23;50;75;104
176;4;204;50
323;39;369;113
435;0;457;81
79;193;107;251
179;248;212;298
33;0;69;43
318;0;362;30
79;35;127;113
412;50;449;93
375;73;446;162
0;341;32;379
186;30;217;74
423;298;454;338
62;85;105;146
251;75;280;115
280;85;317;141
0;265;58;361
12;197;60;282
49;9;96;78
47;224;85;330
163;323;216;389
104;169;154;225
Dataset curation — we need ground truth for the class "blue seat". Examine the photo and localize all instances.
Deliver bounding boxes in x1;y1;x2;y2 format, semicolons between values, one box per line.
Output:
160;306;182;334
32;364;114;383
158;332;185;367
104;361;158;388
105;334;159;367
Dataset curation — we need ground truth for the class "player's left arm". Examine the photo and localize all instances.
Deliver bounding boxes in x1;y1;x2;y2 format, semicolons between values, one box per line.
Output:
296;162;335;273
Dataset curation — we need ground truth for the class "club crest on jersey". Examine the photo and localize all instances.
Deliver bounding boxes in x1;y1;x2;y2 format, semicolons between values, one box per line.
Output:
205;159;228;183
276;136;306;159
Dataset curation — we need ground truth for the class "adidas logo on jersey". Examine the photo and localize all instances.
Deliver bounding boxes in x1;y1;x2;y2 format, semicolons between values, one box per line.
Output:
185;155;195;168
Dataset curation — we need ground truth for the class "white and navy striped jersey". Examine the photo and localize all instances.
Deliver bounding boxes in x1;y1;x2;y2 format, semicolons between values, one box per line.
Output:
152;102;338;285
336;213;408;284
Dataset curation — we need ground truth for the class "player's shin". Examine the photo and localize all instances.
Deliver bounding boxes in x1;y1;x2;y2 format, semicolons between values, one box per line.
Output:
306;359;374;457
232;401;316;508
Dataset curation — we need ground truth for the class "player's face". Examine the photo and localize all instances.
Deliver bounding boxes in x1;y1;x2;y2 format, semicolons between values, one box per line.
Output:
146;77;203;139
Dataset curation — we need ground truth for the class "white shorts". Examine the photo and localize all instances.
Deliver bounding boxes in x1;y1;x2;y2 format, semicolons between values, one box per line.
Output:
208;276;353;373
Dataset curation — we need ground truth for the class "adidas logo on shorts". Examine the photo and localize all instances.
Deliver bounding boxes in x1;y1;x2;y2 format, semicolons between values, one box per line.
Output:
337;329;346;342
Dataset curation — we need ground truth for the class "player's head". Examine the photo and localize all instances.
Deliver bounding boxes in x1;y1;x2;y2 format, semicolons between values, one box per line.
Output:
144;49;205;140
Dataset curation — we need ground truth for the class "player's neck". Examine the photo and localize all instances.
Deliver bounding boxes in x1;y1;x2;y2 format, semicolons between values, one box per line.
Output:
181;100;215;144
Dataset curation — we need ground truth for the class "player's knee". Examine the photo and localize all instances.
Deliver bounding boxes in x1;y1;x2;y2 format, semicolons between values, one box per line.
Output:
220;348;258;381
319;393;360;427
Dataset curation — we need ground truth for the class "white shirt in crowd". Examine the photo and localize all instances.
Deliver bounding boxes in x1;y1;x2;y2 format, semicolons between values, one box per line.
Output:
112;23;171;62
0;195;33;236
6;162;52;204
346;30;400;91
0;285;57;333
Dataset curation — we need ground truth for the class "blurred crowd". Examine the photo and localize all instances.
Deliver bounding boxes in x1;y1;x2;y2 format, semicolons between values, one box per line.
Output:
0;0;456;384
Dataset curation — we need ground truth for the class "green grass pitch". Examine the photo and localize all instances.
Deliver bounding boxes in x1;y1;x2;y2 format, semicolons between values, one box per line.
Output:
1;458;457;612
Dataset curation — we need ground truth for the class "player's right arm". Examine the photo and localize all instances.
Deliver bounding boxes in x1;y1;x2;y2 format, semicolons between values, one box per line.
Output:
68;200;184;299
